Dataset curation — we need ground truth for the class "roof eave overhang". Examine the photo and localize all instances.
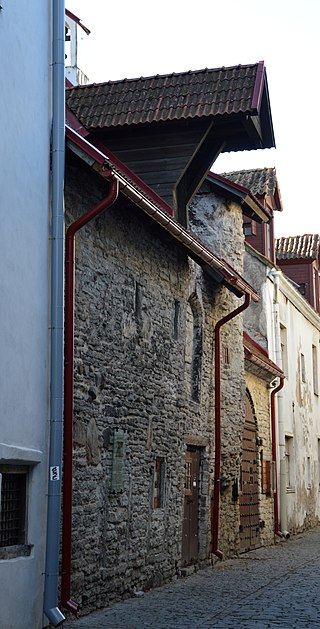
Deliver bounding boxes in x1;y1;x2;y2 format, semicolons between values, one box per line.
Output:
65;125;260;302
206;172;270;222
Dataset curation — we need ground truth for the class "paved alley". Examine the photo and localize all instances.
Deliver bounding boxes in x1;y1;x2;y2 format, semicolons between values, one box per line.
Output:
67;527;320;629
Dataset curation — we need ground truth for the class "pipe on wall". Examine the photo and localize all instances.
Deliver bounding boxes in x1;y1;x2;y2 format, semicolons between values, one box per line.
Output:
270;376;285;538
61;177;119;614
211;293;251;559
271;269;289;538
43;0;66;626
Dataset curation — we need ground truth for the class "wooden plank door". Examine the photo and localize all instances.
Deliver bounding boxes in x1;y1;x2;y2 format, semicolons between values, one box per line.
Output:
181;447;200;566
239;396;260;552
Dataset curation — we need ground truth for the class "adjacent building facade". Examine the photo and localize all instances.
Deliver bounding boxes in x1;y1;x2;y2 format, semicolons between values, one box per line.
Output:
241;172;320;536
0;3;52;628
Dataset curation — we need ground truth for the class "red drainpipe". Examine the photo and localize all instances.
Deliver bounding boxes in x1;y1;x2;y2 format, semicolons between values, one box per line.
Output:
61;177;119;614
212;292;251;559
270;376;285;538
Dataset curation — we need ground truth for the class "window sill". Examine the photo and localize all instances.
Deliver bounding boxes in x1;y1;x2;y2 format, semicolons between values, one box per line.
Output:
0;544;33;560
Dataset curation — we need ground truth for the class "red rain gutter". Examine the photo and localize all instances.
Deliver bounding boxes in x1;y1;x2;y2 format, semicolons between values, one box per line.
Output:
61;177;119;614
65;125;260;302
270;376;285;538
251;60;265;112
212;293;251;559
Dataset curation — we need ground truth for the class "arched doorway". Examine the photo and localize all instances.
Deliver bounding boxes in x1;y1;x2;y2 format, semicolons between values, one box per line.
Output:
239;391;260;552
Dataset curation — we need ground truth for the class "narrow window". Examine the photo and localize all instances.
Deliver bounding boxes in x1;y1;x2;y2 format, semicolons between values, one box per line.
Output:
280;324;288;376
318;439;320;491
285;436;295;490
185;297;202;403
307;456;311;489
300;353;306;383
223;346;230;365
261;456;271;495
173;299;180;340
0;467;27;548
153;457;165;509
312;345;319;395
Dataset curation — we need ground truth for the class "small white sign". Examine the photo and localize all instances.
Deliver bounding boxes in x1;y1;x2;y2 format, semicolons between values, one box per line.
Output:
50;466;60;481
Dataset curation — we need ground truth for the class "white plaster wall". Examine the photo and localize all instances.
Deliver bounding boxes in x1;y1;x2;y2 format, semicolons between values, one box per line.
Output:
245;251;320;534
0;2;51;628
277;278;320;531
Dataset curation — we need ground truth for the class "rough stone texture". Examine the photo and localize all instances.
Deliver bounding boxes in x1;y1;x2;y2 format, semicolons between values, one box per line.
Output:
64;157;251;614
243;244;272;350
245;372;274;547
67;526;320;629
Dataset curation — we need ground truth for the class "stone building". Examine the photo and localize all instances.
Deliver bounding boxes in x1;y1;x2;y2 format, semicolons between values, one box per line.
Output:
189;171;283;554
63;63;276;614
63;127;261;613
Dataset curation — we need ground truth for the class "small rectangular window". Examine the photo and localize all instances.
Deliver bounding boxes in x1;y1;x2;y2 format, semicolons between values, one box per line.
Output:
153;457;165;509
280;324;288;377
307;456;312;489
318;439;320;491
300;353;306;383
243;220;257;236
0;467;27;548
312;345;319;395
261;458;271;495
285;436;295;490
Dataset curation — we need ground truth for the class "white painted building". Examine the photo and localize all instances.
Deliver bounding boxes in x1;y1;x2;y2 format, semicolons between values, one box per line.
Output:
0;2;66;628
245;244;320;535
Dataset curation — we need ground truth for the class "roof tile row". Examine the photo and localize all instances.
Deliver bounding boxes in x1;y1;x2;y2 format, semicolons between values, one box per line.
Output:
276;234;320;260
66;63;261;129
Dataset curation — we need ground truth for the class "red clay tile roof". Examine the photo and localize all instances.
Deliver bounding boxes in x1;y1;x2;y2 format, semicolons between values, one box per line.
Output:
66;62;267;130
276;235;320;260
221;167;279;198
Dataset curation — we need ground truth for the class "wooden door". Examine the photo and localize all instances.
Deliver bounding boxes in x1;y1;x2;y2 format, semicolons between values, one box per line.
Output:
239;395;260;552
181;447;200;566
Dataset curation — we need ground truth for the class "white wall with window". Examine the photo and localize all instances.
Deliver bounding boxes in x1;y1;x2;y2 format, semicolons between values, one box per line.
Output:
0;3;51;627
266;272;320;532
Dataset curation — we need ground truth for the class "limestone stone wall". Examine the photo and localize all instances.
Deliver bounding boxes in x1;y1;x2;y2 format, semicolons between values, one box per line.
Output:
190;192;247;557
64;159;249;613
245;372;275;547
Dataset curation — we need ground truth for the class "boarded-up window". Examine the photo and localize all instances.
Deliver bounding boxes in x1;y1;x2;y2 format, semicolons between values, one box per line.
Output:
261;459;271;495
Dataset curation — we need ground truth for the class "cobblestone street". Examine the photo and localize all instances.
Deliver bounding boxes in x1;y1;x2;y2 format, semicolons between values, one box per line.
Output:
66;526;320;628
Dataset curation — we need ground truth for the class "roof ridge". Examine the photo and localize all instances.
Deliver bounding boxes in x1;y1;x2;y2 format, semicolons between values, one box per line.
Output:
65;62;259;92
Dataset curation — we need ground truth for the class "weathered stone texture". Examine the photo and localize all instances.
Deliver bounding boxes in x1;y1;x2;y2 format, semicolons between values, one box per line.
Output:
65;159;248;613
245;372;274;546
243;245;271;350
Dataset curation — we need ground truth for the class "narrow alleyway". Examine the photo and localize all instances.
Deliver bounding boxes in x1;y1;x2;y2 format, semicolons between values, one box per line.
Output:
67;527;320;628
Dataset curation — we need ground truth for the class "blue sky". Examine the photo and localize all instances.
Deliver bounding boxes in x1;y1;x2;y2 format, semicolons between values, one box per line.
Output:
67;0;319;237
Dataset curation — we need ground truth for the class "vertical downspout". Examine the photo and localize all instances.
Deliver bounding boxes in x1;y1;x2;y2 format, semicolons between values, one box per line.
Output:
271;270;289;538
61;178;119;614
270;377;285;537
211;292;251;559
43;0;66;626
